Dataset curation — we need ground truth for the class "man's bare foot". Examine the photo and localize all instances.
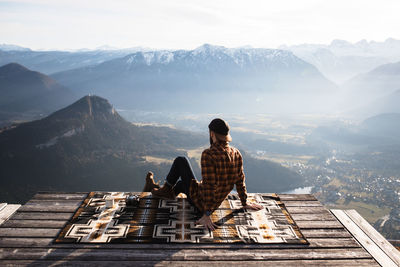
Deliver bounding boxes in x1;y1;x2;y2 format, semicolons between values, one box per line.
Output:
143;171;160;192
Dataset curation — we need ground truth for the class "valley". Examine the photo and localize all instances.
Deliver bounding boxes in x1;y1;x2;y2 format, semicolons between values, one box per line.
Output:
119;109;400;239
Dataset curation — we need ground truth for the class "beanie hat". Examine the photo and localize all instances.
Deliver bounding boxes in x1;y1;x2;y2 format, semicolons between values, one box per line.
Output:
208;118;232;142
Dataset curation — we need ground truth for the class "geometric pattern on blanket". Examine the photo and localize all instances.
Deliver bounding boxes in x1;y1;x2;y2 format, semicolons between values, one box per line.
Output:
55;192;308;244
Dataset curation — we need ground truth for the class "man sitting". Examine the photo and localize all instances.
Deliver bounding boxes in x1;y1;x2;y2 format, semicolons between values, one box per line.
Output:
145;118;263;231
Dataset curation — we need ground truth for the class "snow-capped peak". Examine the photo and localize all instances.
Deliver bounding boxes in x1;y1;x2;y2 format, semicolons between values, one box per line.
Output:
125;50;175;66
123;44;300;68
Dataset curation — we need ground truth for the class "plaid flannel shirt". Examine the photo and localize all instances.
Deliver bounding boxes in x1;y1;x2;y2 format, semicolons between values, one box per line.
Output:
189;141;248;214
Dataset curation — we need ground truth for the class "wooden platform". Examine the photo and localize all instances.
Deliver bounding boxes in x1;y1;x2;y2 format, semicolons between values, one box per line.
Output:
0;192;393;266
331;209;400;267
0;203;21;226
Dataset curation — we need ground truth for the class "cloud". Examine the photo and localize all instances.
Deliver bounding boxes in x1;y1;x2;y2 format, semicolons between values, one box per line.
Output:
1;0;400;50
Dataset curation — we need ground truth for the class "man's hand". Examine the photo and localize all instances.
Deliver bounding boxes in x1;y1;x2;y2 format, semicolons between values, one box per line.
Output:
195;214;218;231
243;203;263;211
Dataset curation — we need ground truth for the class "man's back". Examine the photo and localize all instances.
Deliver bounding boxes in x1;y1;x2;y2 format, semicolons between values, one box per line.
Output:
190;141;248;213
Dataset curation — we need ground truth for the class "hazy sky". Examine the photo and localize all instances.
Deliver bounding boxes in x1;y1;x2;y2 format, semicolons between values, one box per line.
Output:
1;0;400;50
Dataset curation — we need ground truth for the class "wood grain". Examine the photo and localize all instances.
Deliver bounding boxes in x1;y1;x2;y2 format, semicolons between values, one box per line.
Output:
0;204;6;213
0;193;380;265
0;237;361;249
345;209;400;266
0;248;372;261
331;209;398;267
10;212;74;220
0;205;21;226
0;259;380;266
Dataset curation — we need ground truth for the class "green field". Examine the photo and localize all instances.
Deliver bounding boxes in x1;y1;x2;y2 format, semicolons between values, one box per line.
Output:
327;199;391;224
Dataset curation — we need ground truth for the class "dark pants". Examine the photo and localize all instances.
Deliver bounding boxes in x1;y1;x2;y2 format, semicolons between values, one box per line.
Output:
165;156;200;212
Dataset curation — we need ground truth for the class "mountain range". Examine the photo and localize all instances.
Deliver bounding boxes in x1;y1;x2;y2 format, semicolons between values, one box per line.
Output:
281;38;400;84
0;63;76;126
50;44;336;113
309;112;400;151
353;90;400;118
337;62;400;116
0;49;140;74
342;61;400;95
2;41;400;115
0;95;304;203
0;44;31;52
3;39;400;86
361;113;400;141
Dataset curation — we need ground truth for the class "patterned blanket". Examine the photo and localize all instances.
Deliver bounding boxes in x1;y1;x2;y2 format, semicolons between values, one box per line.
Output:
55;192;308;244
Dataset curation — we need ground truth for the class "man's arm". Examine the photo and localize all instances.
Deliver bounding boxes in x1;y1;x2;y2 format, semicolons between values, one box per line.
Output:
236;151;263;211
235;151;248;207
201;150;217;214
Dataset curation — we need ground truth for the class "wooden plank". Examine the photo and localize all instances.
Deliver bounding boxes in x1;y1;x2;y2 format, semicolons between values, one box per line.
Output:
25;200;83;206
0;228;60;237
10;212;74;220
290;213;337;221
301;229;352;238
0;205;20;226
281;201;323;207
32;193;88;200
278;194;317;201
18;205;79;213
296;220;343;229
286;206;331;214
0;259;380;266
331;209;398;267
0;204;6;212
345;209;400;266
0;248;372;261
0;237;361;249
1;220;66;228
0;238;53;247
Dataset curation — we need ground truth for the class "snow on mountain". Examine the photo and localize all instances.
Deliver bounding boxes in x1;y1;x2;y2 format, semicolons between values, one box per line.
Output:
122;44;305;69
125;50;175;66
51;44;336;114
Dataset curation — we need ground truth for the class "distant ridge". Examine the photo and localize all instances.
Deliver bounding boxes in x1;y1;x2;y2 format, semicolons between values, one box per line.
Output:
50;44;336;113
340;61;400;109
344;61;400;94
350;90;400;118
0;62;30;73
0;44;31;52
0;63;74;112
361;113;400;139
0;63;76;124
282;38;400;84
0;49;142;74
